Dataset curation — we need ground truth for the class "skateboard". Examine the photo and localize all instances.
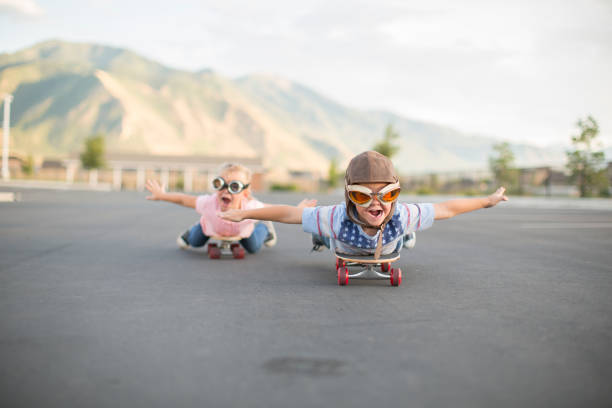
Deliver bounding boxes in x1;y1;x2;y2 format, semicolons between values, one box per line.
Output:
207;236;245;259
334;250;401;286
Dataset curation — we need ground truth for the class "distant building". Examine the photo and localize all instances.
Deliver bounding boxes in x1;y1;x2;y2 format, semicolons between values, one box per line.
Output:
63;153;266;192
287;170;320;192
41;159;65;169
518;167;569;196
8;155;23;172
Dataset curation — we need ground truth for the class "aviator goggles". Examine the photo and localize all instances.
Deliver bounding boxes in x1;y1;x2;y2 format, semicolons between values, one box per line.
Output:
346;182;401;207
212;177;250;194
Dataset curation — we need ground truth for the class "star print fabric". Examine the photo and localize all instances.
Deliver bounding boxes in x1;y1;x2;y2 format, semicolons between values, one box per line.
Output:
337;215;403;249
302;202;434;255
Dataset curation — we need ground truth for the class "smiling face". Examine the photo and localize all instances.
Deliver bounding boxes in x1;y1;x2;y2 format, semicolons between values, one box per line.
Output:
353;182;394;228
216;169;251;212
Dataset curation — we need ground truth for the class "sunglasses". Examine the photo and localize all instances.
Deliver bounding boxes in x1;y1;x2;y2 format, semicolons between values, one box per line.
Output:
212;177;250;194
346;182;401;207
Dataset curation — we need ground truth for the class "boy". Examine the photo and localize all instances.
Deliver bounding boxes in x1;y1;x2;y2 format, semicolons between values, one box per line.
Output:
219;151;508;258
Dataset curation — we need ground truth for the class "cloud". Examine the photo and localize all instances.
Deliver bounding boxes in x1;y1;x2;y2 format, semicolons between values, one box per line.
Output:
0;0;44;17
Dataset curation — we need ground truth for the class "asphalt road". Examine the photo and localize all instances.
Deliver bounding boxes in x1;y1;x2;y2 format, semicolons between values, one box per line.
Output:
1;189;611;408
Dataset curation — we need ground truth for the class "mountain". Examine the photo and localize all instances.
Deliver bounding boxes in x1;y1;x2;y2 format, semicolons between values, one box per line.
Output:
0;40;565;175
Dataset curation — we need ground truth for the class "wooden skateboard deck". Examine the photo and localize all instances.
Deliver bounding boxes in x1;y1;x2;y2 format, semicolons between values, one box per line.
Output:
210;235;242;242
334;250;400;264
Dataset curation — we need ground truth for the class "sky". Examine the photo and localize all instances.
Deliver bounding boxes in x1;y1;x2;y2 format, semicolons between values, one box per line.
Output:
1;0;611;148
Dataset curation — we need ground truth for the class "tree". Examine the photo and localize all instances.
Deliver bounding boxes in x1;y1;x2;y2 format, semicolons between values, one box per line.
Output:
80;134;106;169
566;116;608;197
489;142;518;192
21;155;34;176
328;158;340;189
373;124;400;159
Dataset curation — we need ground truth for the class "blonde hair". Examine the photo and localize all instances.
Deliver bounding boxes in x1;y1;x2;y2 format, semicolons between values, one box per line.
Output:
217;162;252;184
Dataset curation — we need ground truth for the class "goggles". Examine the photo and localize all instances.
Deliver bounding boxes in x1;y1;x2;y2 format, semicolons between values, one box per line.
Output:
212;177;249;194
346;182;401;207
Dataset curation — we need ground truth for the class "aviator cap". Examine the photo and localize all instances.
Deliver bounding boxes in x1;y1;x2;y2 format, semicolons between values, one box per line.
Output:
345;150;398;184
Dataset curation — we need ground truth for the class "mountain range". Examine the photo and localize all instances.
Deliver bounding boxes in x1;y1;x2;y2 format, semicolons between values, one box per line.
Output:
0;40;566;176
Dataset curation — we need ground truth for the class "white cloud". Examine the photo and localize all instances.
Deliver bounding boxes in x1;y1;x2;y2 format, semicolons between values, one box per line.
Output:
0;0;44;16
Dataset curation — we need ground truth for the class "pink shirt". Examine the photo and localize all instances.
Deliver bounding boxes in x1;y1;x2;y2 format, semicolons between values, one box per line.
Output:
195;194;264;238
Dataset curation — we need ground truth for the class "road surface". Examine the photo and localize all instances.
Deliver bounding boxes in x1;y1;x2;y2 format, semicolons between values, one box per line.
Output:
1;189;611;407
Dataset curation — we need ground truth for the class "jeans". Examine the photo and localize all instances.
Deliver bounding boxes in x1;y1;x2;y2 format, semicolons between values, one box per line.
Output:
188;222;269;254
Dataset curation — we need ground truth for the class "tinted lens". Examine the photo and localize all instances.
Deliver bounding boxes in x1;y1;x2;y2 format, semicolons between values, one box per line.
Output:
381;188;400;202
212;177;224;190
228;181;243;194
349;191;372;204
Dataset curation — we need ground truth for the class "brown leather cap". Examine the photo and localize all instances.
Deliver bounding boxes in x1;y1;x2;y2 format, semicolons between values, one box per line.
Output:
345;151;398;185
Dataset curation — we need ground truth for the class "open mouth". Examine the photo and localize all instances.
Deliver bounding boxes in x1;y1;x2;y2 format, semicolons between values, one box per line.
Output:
221;196;232;206
368;209;383;218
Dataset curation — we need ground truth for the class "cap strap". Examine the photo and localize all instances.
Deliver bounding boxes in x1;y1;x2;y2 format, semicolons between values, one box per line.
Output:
374;223;385;260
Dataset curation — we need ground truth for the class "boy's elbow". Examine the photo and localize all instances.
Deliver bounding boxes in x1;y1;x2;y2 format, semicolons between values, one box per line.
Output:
282;207;303;224
280;215;302;224
434;205;452;220
435;207;455;220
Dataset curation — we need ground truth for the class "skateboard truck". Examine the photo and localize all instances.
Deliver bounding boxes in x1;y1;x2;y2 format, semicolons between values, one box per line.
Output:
207;236;245;259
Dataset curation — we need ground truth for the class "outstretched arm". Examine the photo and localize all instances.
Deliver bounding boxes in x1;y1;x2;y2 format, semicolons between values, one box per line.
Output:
433;187;508;220
220;205;303;224
219;199;317;224
145;179;197;208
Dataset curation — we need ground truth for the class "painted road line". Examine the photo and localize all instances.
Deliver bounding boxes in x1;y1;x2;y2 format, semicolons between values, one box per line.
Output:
0;192;16;202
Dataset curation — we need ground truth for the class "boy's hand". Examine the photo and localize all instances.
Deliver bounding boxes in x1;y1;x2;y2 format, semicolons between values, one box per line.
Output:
485;187;509;208
145;179;165;200
218;209;245;222
297;198;317;209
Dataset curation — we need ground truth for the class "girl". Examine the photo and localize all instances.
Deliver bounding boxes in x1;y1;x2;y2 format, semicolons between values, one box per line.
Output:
146;163;276;253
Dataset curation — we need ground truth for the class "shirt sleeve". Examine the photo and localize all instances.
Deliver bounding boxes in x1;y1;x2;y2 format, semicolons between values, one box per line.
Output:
302;205;338;238
400;203;435;232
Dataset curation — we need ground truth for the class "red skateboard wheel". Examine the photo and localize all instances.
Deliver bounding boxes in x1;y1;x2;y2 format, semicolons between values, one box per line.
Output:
337;266;348;286
207;243;218;255
208;246;221;259
390;267;402;286
232;246;245;259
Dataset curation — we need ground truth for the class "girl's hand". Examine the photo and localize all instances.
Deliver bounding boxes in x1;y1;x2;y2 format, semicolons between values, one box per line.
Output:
218;209;245;222
145;179;165;200
297;198;317;209
485;187;509;208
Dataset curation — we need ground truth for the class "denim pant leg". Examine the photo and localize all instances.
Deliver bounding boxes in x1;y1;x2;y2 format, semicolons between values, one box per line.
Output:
188;223;210;248
240;223;269;254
